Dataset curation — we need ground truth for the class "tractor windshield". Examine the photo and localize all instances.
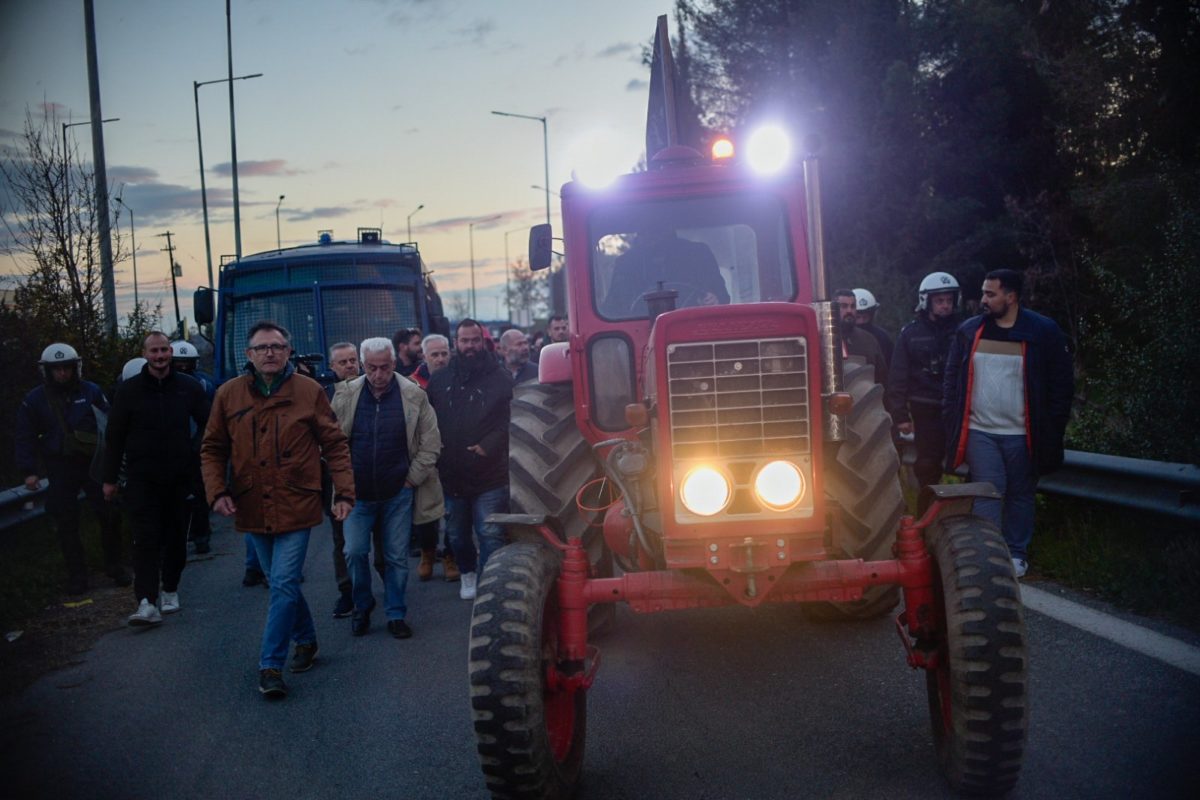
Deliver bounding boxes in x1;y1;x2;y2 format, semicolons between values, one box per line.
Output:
589;193;797;321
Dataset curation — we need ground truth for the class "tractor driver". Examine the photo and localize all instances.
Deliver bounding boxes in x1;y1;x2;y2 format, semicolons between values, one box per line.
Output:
602;226;729;316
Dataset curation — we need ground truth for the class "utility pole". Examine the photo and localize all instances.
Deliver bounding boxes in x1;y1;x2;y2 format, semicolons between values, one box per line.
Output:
83;0;117;334
226;0;243;259
158;231;181;334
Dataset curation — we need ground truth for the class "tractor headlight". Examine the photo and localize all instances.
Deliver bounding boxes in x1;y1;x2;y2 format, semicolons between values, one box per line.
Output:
746;125;791;174
754;460;806;511
679;466;732;517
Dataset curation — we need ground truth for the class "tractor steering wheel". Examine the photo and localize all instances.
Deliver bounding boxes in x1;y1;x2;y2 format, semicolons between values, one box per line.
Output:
631;281;705;313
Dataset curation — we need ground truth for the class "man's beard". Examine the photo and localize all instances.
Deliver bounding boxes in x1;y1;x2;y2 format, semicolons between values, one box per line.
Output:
839;316;856;336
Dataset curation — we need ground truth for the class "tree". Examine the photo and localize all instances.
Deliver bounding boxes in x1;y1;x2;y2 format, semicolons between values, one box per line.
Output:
0;108;127;361
448;293;470;321
505;256;549;327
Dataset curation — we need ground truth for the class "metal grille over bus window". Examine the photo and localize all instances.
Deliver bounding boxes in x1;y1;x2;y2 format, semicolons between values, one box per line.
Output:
666;338;810;460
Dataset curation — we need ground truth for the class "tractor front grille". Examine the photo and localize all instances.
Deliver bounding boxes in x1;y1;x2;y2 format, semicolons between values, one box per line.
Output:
666;337;811;461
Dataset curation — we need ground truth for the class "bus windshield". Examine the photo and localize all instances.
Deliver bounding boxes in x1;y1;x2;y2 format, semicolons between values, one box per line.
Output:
589;192;797;321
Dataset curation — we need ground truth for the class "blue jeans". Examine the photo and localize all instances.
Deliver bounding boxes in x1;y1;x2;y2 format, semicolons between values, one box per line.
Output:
344;488;414;621
445;486;509;575
250;529;316;671
966;430;1037;560
245;534;263;573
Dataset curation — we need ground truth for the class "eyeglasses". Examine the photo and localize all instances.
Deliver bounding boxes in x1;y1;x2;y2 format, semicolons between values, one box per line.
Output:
248;343;289;354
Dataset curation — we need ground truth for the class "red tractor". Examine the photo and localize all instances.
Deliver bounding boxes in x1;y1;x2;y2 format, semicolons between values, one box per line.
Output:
467;126;1027;797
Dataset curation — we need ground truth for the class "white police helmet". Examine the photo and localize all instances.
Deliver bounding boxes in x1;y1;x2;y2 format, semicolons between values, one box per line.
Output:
121;357;147;381
38;342;82;379
852;288;878;312
916;272;960;311
171;340;199;360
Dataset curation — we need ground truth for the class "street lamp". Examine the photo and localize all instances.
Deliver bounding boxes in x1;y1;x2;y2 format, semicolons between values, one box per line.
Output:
503;226;525;323
530;184;561;199
469;214;501;319
407;204;424;243
194;72;262;289
61;117;118;252
492;109;563;314
275;194;285;251
113;194;139;308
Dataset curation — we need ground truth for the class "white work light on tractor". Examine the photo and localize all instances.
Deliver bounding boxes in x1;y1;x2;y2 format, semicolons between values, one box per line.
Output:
746;125;792;174
679;466;732;517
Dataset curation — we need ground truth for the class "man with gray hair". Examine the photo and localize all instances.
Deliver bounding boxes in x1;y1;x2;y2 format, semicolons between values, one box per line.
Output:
413;333;449;389
498;328;537;384
330;337;443;639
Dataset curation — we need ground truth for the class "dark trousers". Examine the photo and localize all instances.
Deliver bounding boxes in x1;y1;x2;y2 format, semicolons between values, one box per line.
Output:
124;479;189;604
186;467;211;547
415;519;442;552
330;516;384;594
911;406;947;490
45;457;122;583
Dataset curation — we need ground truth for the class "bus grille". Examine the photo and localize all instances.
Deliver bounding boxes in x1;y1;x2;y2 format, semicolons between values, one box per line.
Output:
666;337;810;460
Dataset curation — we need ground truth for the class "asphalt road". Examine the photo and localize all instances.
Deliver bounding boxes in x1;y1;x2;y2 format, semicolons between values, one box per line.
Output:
2;517;1197;800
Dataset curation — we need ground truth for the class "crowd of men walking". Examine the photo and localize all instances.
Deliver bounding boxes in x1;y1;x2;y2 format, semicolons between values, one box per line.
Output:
16;264;1068;697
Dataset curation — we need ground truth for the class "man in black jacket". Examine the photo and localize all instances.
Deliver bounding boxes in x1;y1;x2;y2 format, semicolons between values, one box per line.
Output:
426;319;513;601
886;272;962;489
104;332;210;625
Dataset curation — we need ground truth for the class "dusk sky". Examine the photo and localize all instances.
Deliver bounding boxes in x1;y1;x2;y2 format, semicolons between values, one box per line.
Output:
0;0;668;321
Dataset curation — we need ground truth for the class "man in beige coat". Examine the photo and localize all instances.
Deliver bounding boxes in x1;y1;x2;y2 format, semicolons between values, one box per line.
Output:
330;337;442;639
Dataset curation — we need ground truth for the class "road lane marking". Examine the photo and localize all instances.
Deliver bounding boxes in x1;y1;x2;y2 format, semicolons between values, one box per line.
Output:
1021;584;1200;678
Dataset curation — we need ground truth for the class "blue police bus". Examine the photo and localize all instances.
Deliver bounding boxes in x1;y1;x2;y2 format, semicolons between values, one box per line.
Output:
194;227;448;382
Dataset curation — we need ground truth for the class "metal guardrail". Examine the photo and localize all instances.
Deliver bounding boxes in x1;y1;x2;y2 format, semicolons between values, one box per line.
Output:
0;479;50;531
1038;450;1200;524
2;450;1197;532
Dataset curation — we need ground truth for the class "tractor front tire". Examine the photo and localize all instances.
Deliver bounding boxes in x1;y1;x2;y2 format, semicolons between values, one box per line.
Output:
470;542;586;800
808;359;906;620
925;514;1028;795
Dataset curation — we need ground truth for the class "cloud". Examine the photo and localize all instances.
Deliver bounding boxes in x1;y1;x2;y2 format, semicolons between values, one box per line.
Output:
284;206;355;223
626;78;648;92
344;46;369;56
452;18;496;45
108;165;159;184
39;102;70;118
0;128;20;140
596;42;637;59
210;159;302;178
418;209;531;235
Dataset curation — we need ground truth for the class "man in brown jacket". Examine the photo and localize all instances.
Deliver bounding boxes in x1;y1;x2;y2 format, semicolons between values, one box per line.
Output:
201;321;354;699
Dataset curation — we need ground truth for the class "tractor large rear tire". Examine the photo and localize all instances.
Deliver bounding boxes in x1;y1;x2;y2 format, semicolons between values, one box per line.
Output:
470;542;586;800
509;382;614;629
808;359;905;620
924;514;1028;795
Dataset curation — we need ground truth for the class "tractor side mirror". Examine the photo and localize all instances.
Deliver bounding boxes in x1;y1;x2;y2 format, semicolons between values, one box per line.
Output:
193;287;214;325
529;224;553;271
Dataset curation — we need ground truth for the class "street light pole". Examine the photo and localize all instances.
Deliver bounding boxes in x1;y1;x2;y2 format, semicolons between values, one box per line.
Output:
194;72;262;289
530;184;561;198
114;195;138;308
60;117;118;276
407;204;424;243
275;194;285;251
468;214;501;319
492;109;562;314
225;0;244;260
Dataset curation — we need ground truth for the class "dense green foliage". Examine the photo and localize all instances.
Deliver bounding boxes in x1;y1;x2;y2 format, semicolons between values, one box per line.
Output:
677;0;1199;463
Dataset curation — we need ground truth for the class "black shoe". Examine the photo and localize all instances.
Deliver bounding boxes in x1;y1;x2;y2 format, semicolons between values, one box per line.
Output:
351;598;375;636
242;569;266;588
106;565;132;588
387;619;413;639
290;641;319;673
258;668;287;698
192;541;211;555
332;591;353;618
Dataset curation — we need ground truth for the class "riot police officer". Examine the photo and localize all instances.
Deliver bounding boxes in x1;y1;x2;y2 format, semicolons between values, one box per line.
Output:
15;343;129;594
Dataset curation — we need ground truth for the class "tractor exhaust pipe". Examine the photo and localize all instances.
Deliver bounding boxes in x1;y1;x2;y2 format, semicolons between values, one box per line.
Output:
803;141;846;442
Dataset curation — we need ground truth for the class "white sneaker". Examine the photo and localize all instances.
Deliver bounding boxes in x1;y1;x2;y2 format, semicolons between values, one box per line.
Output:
128;598;163;626
1011;558;1028;579
160;591;181;614
459;572;477;601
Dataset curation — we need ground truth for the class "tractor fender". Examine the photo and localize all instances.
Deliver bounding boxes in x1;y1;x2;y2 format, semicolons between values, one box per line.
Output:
537;341;573;384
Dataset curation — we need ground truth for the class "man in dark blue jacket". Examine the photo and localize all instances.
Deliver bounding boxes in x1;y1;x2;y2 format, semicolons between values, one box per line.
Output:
943;269;1073;578
427;319;513;601
16;342;129;594
104;332;210;625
